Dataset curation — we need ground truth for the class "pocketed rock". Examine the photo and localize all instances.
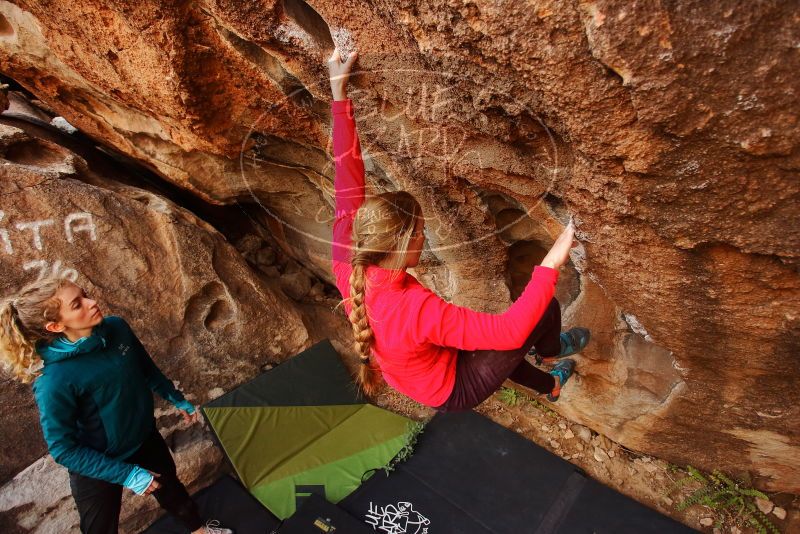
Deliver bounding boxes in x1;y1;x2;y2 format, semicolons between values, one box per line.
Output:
234;234;263;255
308;282;325;300
259;265;281;278
280;270;314;300
255;246;277;267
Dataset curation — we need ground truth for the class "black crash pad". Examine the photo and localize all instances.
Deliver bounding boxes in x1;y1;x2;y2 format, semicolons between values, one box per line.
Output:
340;411;696;534
142;475;279;534
275;493;372;533
202;339;362;410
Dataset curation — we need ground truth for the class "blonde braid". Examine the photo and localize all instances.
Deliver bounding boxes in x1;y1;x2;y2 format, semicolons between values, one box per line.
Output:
349;262;382;396
341;191;423;396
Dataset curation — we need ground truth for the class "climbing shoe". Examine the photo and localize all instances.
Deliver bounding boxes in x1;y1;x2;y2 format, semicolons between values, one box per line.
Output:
546;359;575;402
529;327;591;365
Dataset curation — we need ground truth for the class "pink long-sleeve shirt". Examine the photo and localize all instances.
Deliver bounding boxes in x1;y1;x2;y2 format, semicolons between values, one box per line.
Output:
331;99;559;407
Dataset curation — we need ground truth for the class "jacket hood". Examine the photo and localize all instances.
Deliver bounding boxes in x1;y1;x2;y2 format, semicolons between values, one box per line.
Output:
37;320;109;364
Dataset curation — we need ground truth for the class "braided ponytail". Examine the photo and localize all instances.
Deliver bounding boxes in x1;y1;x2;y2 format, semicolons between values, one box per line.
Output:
348;262;382;396
343;191;423;397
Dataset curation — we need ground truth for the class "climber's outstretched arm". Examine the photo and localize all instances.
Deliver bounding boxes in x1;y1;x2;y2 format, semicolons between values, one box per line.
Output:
329;48;363;264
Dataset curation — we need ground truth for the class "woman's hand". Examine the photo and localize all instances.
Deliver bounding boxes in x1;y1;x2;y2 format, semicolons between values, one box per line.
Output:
328;47;358;101
143;471;161;495
179;408;199;424
174;399;200;424
541;220;577;270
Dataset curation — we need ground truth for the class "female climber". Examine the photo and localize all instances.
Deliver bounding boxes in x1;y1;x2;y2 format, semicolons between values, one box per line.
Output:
0;278;233;534
328;47;590;410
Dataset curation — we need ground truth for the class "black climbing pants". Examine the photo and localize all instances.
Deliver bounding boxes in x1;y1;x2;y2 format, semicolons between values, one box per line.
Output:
69;428;204;534
435;297;561;412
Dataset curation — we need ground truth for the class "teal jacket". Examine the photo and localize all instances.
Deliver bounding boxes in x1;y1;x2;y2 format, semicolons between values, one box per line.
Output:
32;316;188;485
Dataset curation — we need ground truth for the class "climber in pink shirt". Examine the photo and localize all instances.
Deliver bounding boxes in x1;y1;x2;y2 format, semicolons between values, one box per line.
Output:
328;48;590;410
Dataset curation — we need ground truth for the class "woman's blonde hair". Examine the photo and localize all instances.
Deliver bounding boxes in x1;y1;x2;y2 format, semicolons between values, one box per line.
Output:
0;278;74;383
348;191;422;396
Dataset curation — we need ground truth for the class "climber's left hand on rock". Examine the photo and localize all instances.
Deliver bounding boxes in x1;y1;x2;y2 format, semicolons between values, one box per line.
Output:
328;47;358;101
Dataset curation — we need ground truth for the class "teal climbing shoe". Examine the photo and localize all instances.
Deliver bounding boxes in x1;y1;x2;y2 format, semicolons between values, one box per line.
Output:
546;359;575;402
529;327;591;365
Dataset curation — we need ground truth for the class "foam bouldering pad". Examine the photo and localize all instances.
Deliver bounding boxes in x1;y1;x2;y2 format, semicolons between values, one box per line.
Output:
559;475;696;533
141;474;279;534
275;493;372;533
340;411;696;533
201;339;414;520
203;339;363;410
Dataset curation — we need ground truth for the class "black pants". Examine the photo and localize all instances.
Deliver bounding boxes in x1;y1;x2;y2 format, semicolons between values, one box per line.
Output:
69;429;204;534
436;297;562;411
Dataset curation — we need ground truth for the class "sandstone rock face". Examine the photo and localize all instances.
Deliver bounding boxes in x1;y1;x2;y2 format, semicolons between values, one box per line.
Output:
0;0;797;493
0;118;309;522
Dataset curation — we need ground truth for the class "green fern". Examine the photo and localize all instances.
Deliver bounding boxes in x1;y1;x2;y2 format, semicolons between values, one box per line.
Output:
747;515;767;534
746;510;780;534
673;474;697;489
497;386;523;406
673;466;781;533
677;485;715;511
740;487;769;500
746;504;781;534
529;397;558;417
496;387;560;417
686;465;709;484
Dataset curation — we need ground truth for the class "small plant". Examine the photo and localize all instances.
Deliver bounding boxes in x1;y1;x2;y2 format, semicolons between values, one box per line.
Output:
674;466;780;534
666;462;683;474
529;397;558;417
498;386;524;406
382;421;426;475
496;386;558;416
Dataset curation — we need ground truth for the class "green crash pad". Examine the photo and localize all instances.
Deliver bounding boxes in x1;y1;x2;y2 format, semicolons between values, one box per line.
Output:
202;340;415;519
